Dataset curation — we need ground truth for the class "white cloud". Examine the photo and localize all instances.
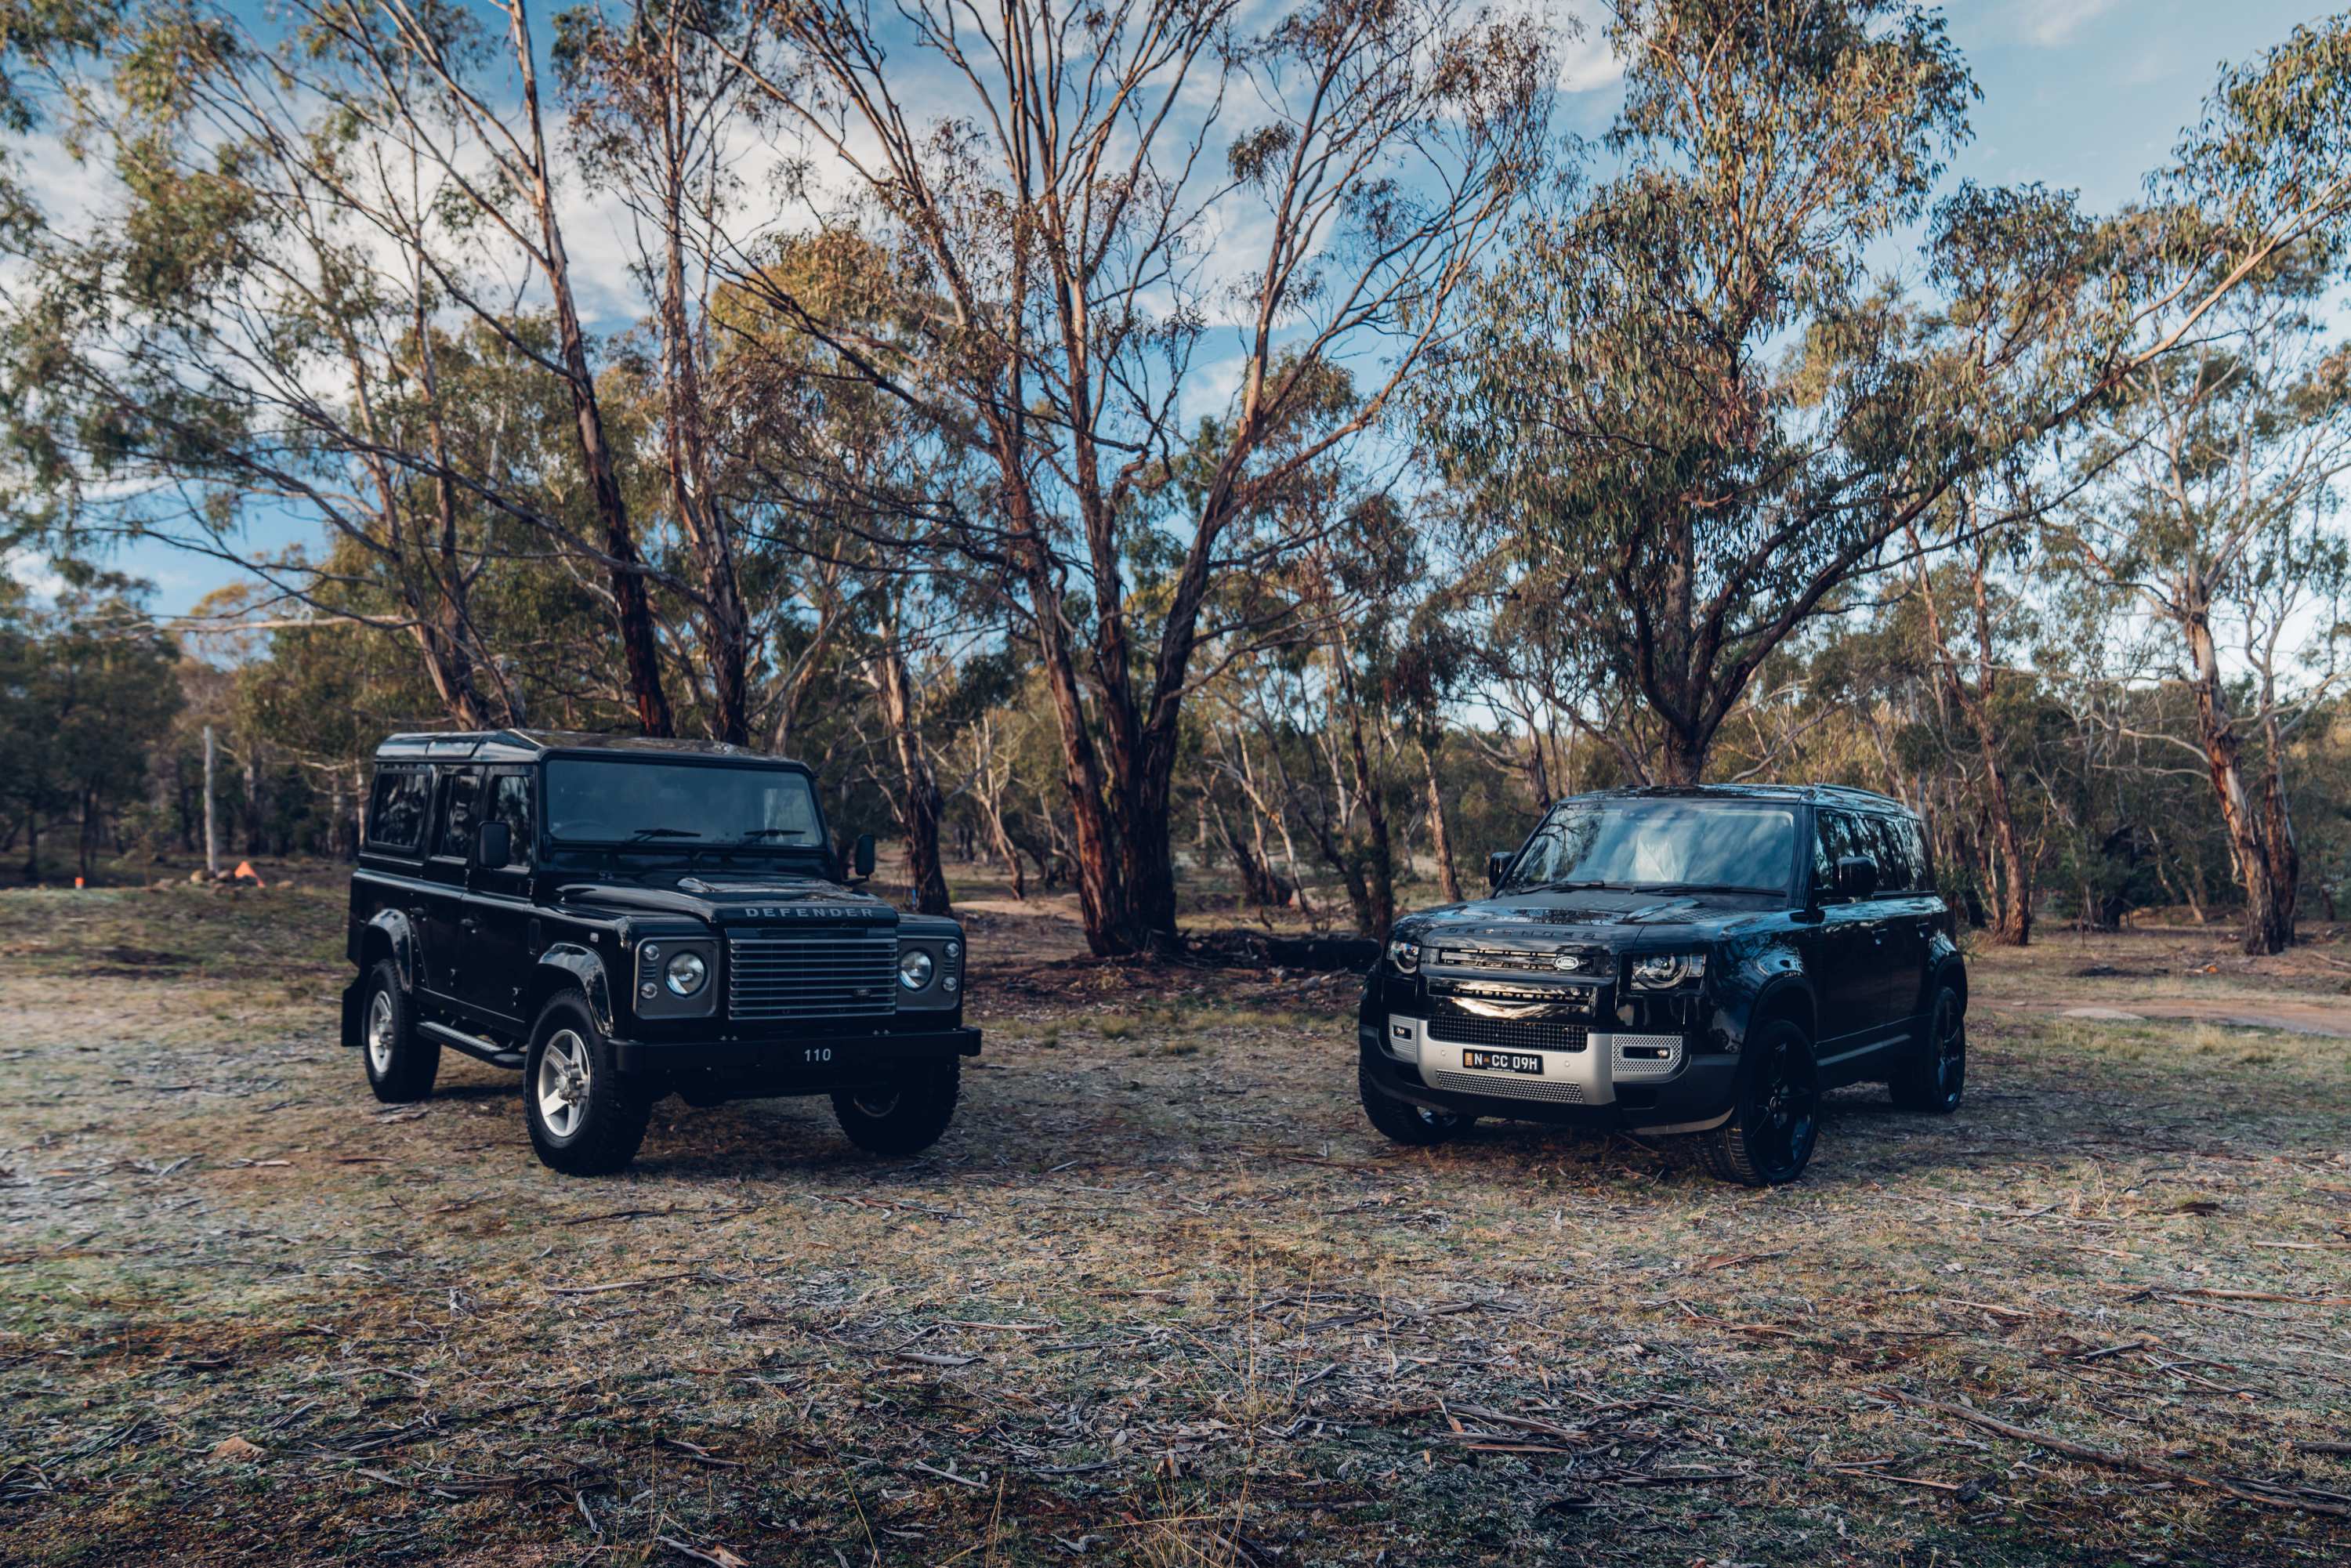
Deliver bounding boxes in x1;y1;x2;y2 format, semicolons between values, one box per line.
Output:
2017;0;2122;49
2;545;67;601
1553;0;1624;93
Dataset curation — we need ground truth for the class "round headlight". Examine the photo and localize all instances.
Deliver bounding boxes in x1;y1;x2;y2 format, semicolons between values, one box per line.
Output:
664;951;708;996
899;950;936;990
1387;939;1421;974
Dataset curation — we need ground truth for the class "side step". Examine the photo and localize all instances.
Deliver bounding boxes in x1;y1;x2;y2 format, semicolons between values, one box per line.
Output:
418;1020;526;1070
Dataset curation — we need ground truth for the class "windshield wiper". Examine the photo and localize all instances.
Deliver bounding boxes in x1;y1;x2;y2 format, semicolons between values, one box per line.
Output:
1516;878;1627;893
629;827;702;841
1643;882;1766;896
735;828;808;842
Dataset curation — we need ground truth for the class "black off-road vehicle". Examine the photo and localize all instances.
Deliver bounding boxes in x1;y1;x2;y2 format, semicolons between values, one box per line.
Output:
339;730;977;1174
1359;786;1966;1185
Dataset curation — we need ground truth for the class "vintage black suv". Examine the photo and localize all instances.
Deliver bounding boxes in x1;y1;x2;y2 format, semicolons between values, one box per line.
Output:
1357;785;1967;1185
339;730;978;1175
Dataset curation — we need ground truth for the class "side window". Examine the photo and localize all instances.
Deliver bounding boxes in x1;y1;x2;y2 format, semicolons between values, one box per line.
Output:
435;768;482;860
1843;818;1900;889
486;773;534;867
366;768;430;853
1904;817;1933;891
1814;809;1864;896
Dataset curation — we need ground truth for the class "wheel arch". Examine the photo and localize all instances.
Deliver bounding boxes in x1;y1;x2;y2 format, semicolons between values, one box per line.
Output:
528;945;615;1036
1744;976;1817;1045
1933;954;1968;1014
358;908;417;991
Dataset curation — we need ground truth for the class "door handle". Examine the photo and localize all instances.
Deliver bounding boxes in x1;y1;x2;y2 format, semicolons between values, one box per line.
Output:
460;917;479;935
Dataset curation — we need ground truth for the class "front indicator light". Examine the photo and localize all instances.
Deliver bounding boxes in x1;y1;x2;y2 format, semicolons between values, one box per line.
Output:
665;951;708;996
899;950;936;990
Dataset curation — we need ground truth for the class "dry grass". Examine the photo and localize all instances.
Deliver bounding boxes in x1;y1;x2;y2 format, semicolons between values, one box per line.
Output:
5;877;2351;1565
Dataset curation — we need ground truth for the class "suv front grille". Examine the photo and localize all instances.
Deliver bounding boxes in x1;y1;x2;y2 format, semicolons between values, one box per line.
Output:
727;932;898;1020
1432;946;1606;976
1427;1016;1588;1053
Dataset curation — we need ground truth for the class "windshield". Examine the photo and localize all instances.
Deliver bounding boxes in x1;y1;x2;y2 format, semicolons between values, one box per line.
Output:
545;758;825;847
1501;798;1796;896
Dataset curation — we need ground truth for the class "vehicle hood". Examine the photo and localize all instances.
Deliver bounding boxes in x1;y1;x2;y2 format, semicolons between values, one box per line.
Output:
1395;887;1773;950
552;873;898;927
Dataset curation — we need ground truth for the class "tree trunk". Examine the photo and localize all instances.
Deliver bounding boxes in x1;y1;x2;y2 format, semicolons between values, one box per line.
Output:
868;635;951;917
654;49;749;746
2183;590;2292;954
1421;734;1463;904
508;0;672;738
1339;683;1394;941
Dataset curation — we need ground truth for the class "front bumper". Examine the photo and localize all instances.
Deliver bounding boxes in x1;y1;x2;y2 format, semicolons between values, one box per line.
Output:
1360;1014;1734;1132
611;1025;981;1077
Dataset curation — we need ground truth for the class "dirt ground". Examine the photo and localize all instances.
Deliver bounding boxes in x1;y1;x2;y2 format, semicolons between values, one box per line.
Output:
6;871;2351;1566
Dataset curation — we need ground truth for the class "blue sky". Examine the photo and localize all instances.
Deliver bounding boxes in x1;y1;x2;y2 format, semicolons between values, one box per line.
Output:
19;0;2331;617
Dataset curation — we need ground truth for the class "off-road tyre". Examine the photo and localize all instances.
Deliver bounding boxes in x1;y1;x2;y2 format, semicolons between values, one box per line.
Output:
1358;1059;1476;1146
360;959;440;1104
1701;1019;1820;1187
832;1059;961;1157
523;990;651;1176
1889;983;1967;1114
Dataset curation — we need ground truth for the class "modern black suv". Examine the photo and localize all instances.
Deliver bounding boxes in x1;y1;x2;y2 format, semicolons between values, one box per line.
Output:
1358;786;1966;1185
339;730;978;1174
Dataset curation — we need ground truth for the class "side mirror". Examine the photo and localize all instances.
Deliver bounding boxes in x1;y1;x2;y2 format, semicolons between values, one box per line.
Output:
1835;854;1878;901
1486;850;1513;892
852;832;877;879
473;820;512;869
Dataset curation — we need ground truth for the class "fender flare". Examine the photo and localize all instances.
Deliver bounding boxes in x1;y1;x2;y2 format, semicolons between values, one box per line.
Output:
531;944;614;1036
356;907;418;993
1929;952;1969;1015
1735;972;1819;1048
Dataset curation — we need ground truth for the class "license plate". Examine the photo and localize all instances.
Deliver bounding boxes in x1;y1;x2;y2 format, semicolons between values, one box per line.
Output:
1460;1048;1544;1075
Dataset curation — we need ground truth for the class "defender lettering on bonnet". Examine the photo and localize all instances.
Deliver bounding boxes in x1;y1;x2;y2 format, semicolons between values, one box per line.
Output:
339;728;980;1176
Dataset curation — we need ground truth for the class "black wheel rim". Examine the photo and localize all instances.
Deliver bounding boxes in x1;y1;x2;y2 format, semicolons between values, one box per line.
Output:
1751;1036;1817;1178
1936;1001;1966;1099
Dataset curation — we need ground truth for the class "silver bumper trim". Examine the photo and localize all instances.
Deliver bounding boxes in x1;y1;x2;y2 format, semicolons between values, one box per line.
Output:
1386;1016;1692;1105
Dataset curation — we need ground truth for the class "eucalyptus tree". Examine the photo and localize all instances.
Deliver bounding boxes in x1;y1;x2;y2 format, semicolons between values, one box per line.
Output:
1429;2;2351;788
712;0;1550;954
0;0;679;733
559;0;762;741
2059;263;2351;954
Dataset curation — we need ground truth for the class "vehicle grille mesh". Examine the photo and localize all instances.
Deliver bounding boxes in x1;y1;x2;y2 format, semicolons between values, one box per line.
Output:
1426;1069;1587;1104
1427;1016;1588;1053
727;932;898;1020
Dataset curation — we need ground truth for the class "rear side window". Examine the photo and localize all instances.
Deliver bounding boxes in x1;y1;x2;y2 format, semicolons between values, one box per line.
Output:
435;769;482;860
1869;815;1926;893
366;768;431;853
486;773;534;867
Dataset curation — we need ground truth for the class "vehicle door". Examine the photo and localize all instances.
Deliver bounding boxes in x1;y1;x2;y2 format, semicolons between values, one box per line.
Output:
1807;807;1889;1059
420;766;483;1009
1864;813;1935;1038
459;768;537;1027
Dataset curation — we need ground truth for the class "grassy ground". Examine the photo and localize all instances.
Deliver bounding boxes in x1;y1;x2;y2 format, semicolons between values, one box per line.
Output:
5;875;2351;1566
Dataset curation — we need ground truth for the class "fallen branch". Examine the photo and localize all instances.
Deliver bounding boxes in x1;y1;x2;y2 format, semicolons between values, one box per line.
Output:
1903;1397;2351;1517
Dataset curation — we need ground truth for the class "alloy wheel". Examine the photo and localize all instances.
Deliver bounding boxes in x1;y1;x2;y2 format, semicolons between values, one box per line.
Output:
1753;1036;1818;1177
365;990;397;1074
1936;1000;1966;1094
537;1029;592;1139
